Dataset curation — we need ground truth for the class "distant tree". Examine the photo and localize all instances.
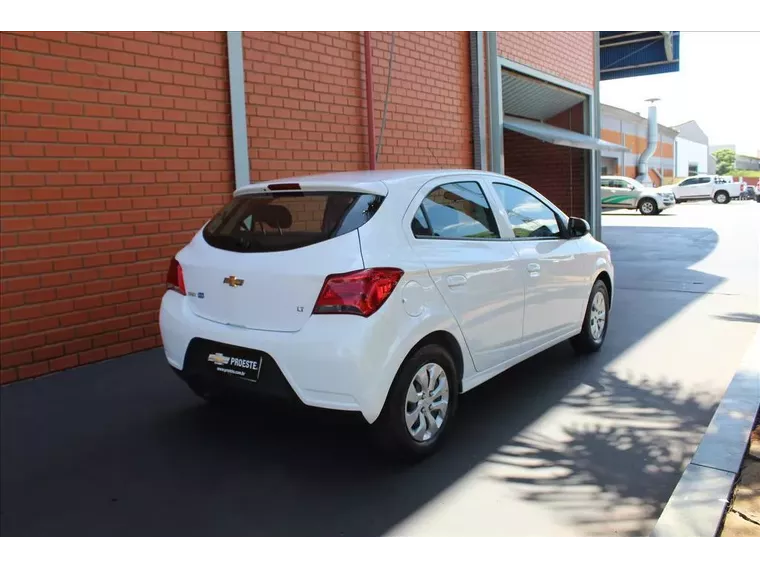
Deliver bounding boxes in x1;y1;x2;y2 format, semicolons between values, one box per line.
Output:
713;149;736;175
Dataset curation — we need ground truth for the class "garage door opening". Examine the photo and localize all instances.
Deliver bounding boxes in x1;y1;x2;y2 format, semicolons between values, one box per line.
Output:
499;70;627;222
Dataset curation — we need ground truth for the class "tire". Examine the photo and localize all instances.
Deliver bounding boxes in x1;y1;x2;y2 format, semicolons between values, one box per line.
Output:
571;279;610;355
372;343;459;462
714;190;730;204
638;198;658;215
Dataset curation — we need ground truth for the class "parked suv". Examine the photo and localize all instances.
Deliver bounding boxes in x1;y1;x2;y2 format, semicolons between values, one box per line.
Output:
600;175;675;215
159;170;614;459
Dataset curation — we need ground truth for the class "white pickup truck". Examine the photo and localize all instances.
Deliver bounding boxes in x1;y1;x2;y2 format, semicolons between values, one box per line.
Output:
662;175;742;204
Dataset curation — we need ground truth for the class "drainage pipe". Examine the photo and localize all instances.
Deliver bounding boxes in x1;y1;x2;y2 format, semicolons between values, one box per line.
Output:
364;32;376;170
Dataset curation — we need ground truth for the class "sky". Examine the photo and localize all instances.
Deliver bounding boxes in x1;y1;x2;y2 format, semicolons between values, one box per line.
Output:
600;31;760;157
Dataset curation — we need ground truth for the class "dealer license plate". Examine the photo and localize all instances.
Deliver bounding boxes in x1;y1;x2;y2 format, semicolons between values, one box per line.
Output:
206;350;263;383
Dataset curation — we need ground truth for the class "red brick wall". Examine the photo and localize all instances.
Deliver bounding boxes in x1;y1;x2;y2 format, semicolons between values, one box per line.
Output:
0;31;473;384
242;31;472;181
497;32;594;89
0;31;233;383
503;104;586;218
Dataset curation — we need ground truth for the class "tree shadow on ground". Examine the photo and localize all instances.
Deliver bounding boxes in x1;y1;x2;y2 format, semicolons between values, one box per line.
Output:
486;371;716;536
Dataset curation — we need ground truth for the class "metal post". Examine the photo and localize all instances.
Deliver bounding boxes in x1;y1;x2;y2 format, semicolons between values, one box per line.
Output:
486;32;503;174
226;31;250;189
589;32;602;240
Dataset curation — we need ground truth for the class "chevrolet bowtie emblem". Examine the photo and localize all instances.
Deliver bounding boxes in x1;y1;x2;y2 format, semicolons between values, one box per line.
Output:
207;353;230;365
223;276;245;288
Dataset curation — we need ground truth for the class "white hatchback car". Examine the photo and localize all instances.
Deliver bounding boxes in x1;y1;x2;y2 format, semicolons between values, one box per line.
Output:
160;170;614;459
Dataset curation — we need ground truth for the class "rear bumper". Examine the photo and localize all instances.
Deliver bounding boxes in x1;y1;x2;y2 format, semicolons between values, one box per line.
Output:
171;337;303;404
158;289;460;423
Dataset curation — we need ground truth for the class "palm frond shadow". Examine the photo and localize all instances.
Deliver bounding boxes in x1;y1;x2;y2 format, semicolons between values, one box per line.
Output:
486;371;716;536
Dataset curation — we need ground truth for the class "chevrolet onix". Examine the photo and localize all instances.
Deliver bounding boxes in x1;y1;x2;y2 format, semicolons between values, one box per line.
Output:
160;170;614;459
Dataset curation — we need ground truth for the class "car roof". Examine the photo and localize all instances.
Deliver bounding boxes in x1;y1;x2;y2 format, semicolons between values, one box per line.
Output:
235;169;527;196
601;175;636;181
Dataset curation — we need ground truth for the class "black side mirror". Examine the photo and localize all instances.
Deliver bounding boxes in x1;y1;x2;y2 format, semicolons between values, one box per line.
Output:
567;217;590;238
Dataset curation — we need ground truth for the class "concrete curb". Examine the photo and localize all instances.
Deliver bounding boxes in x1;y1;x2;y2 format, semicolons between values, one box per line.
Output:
651;326;760;537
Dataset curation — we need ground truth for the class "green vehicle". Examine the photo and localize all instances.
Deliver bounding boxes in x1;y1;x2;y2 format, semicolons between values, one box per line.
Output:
601;175;676;215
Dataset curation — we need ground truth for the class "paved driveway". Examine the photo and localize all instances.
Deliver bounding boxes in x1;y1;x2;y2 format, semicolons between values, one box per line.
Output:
2;201;759;536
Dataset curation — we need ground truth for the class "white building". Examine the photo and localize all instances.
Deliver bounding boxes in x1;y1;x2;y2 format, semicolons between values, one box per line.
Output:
672;121;712;176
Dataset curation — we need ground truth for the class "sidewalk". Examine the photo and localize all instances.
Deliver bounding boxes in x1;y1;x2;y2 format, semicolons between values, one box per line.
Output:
651;326;760;537
719;418;760;537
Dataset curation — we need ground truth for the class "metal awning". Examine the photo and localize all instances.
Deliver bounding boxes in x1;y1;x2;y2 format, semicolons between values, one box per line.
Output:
503;116;629;153
501;71;585;121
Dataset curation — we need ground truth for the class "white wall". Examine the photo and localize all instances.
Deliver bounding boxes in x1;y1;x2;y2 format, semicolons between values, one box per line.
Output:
676;138;709;176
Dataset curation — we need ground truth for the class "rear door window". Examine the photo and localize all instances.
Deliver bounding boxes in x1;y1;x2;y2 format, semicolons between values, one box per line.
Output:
203;191;384;253
411;182;500;240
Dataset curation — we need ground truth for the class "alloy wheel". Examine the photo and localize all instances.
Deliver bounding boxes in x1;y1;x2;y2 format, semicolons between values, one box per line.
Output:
404;363;450;442
589;290;607;341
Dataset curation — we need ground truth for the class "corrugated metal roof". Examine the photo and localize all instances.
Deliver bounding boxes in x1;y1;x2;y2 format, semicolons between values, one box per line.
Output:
501;71;585;121
600;31;680;81
503;116;630;153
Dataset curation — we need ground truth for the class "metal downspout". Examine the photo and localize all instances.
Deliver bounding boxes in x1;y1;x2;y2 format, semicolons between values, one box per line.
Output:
226;31;250;189
637;100;659;184
363;32;376;170
470;32;487;170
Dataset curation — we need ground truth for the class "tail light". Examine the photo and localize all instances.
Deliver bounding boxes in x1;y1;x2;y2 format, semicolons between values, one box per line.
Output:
166;257;186;296
313;268;403;317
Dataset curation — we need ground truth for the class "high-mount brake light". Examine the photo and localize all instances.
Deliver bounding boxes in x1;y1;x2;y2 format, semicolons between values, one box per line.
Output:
267;183;302;191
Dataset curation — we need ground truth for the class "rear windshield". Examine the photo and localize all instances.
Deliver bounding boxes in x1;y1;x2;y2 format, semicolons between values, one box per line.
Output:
202;191;384;253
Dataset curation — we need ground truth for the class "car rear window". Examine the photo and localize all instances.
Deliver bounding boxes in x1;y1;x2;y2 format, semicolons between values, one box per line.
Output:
202;191;384;253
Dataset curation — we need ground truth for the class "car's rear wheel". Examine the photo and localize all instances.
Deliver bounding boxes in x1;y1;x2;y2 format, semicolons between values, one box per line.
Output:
372;343;458;461
571;279;610;355
638;198;658;215
714;190;730;204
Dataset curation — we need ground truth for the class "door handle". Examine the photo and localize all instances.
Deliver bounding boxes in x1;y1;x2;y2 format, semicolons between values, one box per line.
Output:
527;263;541;273
446;275;467;288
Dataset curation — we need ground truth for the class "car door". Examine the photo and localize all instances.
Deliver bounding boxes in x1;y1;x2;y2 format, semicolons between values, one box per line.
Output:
691;176;712;198
489;180;587;352
602;179;637;209
600;178;616;207
675;177;696;199
406;177;525;372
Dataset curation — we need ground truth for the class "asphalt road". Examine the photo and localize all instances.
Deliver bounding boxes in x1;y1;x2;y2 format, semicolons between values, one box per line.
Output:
2;200;759;536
